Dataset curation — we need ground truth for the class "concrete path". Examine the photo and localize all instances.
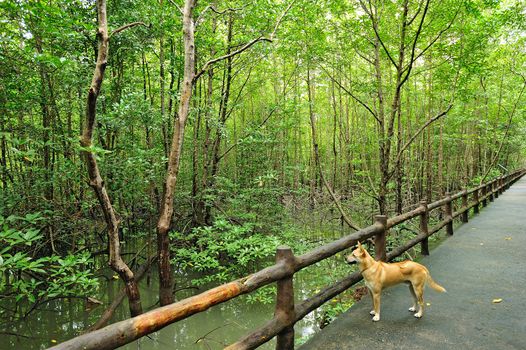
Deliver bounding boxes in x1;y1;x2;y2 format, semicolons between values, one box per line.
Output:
300;177;526;350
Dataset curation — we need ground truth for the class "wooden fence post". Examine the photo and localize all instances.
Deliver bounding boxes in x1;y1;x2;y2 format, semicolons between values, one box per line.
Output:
275;246;295;350
419;201;429;256
374;215;387;262
445;192;453;236
461;189;468;223
473;188;480;214
482;185;487;207
489;182;494;202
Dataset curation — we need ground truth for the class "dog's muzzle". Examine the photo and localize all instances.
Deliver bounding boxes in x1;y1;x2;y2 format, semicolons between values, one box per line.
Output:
346;255;357;265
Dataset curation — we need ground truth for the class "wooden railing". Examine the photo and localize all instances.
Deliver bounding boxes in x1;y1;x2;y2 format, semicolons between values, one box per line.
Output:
49;169;525;350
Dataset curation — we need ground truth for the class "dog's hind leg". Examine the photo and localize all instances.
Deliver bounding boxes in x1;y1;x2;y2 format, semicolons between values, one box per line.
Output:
408;283;418;312
413;282;425;318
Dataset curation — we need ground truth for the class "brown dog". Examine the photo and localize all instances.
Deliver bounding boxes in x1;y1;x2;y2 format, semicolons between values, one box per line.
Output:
347;242;446;321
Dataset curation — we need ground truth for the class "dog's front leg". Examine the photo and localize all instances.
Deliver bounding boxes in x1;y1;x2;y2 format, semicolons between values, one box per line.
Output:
368;288;376;316
371;291;381;321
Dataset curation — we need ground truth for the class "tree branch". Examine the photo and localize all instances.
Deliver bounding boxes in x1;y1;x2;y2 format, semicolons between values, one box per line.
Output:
270;0;296;40
196;5;246;26
395;104;453;164
320;65;381;124
110;22;147;37
195;5;211;26
194;36;271;82
398;0;430;89
210;5;245;14
193;1;295;82
407;0;424;26
354;47;374;65
359;0;399;69
402;4;460;74
167;0;183;14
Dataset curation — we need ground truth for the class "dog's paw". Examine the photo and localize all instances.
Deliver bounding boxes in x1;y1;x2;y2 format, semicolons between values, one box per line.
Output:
370;310;376;316
372;314;380;322
414;312;422;318
408;306;416;312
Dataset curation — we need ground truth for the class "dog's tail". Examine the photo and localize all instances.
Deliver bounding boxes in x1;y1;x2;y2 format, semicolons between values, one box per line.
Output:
426;273;446;293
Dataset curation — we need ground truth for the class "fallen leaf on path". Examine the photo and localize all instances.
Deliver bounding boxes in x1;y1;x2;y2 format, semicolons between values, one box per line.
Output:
480;243;484;246
505;237;512;240
426;303;431;306
51;340;57;344
492;298;503;303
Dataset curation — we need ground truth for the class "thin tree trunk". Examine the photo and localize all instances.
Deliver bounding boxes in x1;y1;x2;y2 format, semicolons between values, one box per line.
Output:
34;33;57;253
206;15;234;224
157;0;196;306
307;64;360;231
395;97;403;214
80;0;142;317
330;73;338;190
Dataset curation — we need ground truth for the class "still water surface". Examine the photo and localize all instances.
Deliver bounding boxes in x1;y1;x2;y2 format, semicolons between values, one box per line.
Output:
3;258;350;350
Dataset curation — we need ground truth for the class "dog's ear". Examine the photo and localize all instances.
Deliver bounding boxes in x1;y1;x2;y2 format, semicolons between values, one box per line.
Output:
357;241;363;250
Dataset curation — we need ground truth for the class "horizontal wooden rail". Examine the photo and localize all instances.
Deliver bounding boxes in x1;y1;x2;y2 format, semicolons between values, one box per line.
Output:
49;169;525;350
295;224;381;270
387;206;424;228
226;271;364;350
49;223;381;350
429;217;452;236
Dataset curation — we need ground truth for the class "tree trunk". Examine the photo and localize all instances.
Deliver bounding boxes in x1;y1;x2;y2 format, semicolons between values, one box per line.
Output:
205;14;234;224
80;0;142;317
157;0;196;306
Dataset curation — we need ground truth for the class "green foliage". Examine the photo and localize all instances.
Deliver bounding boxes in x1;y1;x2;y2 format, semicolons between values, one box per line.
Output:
245;285;277;305
320;296;355;325
1;0;526;345
171;219;281;285
0;213;98;313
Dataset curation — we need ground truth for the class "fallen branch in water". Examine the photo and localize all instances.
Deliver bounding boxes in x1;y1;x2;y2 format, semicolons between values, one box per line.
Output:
0;331;34;339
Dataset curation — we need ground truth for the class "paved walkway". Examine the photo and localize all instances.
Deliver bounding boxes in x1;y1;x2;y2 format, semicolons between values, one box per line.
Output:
300;177;526;350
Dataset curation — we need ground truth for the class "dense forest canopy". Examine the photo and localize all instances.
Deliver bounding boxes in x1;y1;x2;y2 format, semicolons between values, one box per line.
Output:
1;0;526;346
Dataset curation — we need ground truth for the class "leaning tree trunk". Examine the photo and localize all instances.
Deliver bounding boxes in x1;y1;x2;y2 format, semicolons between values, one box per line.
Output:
157;0;196;306
80;0;142;316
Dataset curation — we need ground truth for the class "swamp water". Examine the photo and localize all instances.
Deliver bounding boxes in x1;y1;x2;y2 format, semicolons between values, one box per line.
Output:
2;254;354;350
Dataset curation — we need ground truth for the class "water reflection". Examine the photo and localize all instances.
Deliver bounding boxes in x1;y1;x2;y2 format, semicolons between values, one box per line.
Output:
2;251;353;349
